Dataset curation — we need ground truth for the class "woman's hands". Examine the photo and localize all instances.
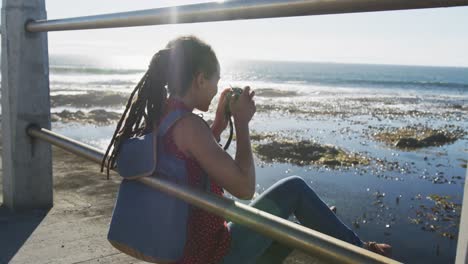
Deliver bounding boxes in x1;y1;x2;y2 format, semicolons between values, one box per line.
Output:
211;86;256;141
230;86;256;126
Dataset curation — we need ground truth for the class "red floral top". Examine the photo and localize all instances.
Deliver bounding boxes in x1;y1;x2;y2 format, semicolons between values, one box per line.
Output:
162;98;231;264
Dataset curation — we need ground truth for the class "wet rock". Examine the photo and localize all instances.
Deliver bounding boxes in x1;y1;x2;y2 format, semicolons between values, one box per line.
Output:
89;109;121;123
421;133;454;146
440;232;456;240
409;218;423;224
373;191;385;199
421;224;437;232
432;177;448;184
395;138;420;148
458;159;467;168
352;221;360;229
256;104;282;113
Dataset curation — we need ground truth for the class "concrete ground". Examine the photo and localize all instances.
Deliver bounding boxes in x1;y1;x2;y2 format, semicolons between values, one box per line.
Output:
0;142;320;264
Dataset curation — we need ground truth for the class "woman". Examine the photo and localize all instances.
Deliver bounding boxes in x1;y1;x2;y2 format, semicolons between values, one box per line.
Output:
102;35;391;264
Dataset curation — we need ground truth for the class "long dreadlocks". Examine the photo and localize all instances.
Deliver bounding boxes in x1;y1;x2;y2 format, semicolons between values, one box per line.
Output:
101;36;218;179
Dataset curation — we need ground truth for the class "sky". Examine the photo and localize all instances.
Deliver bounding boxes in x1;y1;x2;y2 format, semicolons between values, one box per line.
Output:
15;1;468;67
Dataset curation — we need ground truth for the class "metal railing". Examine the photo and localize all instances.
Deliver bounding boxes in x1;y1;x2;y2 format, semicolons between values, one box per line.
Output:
27;0;468;32
27;125;399;264
14;0;468;263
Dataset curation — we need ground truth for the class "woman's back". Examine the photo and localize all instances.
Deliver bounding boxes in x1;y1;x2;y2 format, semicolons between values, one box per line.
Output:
163;99;230;264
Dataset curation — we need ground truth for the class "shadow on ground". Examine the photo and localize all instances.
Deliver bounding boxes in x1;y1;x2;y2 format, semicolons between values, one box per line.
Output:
0;205;49;263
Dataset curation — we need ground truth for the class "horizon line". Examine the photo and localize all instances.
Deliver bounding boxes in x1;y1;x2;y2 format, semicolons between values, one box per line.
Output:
47;53;468;70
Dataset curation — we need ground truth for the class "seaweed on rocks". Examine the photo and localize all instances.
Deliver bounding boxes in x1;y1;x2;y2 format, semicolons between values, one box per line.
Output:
253;139;369;167
51;109;121;125
409;194;461;240
458;159;467;168
371;125;466;149
249;132;279;141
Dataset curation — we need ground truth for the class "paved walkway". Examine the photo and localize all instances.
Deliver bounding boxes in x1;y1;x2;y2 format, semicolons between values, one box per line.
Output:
0;145;147;264
0;145;318;264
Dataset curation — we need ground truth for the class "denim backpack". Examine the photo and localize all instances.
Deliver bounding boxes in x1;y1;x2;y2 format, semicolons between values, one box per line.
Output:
108;109;210;262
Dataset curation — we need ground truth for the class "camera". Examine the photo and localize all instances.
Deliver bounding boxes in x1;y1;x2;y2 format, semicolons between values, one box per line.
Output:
224;87;243;115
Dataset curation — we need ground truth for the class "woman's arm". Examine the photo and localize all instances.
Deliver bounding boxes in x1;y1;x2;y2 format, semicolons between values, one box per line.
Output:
210;88;231;142
174;87;256;199
176;115;255;199
211;124;223;143
232;118;255;197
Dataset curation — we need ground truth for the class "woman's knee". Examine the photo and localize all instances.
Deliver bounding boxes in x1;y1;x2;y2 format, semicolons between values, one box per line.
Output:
275;176;308;192
257;176;311;203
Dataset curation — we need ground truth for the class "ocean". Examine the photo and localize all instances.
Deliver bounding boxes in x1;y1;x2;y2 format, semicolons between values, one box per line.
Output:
44;55;468;263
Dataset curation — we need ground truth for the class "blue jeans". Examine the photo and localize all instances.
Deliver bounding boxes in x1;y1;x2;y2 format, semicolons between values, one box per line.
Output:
221;176;363;264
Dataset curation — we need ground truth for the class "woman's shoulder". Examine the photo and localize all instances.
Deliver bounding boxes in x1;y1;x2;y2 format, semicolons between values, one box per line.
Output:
169;113;213;158
173;113;210;133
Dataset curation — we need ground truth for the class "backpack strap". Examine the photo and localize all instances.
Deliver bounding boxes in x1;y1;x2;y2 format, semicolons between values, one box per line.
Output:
157;110;211;192
158;109;189;137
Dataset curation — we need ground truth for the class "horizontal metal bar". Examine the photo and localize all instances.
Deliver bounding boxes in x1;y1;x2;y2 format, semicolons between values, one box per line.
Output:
27;0;468;32
27;125;399;264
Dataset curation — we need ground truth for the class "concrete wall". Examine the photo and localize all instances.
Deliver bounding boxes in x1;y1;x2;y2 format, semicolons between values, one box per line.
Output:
1;0;52;210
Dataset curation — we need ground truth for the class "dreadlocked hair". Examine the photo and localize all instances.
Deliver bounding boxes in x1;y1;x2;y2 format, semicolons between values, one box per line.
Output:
101;35;219;179
100;50;170;178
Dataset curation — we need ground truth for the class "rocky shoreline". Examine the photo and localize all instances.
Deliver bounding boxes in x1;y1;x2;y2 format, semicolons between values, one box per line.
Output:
51;109;121;125
51;91;128;108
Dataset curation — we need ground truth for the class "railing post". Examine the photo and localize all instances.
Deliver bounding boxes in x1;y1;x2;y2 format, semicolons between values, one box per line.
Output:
1;0;52;210
455;169;468;264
